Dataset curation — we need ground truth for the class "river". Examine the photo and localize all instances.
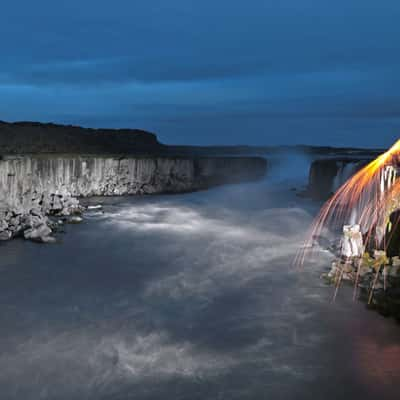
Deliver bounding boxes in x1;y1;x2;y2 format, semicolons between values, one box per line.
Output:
0;155;399;399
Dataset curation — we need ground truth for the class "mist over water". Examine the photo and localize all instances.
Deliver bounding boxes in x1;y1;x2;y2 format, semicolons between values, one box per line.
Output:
266;150;313;185
1;154;400;400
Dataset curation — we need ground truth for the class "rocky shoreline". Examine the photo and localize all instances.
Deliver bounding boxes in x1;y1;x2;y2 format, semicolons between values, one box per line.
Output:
0;191;83;243
0;154;267;243
322;252;400;321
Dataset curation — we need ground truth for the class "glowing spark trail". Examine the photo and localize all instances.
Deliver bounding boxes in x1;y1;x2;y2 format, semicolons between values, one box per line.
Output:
296;139;400;266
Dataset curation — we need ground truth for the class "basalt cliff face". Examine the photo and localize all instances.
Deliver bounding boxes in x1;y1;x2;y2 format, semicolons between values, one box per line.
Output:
0;155;267;242
307;157;372;200
0;120;268;242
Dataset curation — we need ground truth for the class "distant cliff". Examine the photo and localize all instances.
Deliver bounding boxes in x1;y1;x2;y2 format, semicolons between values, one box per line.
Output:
0;120;384;157
0;121;161;154
307;157;372;200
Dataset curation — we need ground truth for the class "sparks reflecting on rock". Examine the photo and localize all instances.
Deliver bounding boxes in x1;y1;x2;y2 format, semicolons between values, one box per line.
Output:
297;139;400;266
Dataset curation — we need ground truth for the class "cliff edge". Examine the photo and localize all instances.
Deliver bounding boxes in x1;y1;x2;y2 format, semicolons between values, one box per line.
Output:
0;120;161;155
0;119;268;243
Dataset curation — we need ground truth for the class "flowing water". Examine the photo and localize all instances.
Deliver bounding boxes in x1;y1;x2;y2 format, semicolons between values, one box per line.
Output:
0;156;400;400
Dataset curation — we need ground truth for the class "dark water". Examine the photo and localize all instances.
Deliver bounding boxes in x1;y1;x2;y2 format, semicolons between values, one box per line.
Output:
1;163;400;399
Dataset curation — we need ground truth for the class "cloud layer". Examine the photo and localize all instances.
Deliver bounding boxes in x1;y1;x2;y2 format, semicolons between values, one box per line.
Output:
1;0;400;145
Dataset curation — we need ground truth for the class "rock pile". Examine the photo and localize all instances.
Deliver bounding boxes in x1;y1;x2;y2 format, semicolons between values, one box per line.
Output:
322;251;400;320
0;192;83;243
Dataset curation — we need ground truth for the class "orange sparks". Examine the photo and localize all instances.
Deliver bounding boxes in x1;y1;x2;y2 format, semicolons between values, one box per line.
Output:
296;139;400;267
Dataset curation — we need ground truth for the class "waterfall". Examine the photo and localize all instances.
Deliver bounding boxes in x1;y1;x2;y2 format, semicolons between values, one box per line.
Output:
332;161;359;193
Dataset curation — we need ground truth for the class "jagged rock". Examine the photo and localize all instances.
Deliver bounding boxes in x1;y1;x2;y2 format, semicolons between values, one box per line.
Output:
30;207;42;217
9;215;21;227
50;195;63;213
0;219;8;231
20;214;48;230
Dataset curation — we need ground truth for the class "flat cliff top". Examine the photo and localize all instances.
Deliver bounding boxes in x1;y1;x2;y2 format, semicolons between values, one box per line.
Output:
0;119;384;158
0;154;268;164
163;144;384;157
0;120;162;155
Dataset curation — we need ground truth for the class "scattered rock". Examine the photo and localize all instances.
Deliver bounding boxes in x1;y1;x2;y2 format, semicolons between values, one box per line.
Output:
69;216;83;224
0;231;12;241
87;205;102;210
24;224;52;240
30;207;42;217
0;220;8;231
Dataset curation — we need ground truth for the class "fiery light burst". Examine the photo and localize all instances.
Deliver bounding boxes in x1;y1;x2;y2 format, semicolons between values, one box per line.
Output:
297;139;400;266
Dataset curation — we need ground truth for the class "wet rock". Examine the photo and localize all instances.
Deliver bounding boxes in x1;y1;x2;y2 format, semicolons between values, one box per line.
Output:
87;205;102;210
69;216;83;224
0;220;9;230
24;224;52;240
50;195;63;213
328;262;339;278
39;235;56;244
30;207;42;217
20;214;44;230
0;230;11;241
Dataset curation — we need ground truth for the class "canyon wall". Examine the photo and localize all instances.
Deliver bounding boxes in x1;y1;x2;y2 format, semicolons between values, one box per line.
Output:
307;158;371;200
0;155;267;241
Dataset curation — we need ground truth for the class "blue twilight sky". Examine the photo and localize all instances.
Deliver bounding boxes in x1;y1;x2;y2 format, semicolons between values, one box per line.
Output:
1;0;400;147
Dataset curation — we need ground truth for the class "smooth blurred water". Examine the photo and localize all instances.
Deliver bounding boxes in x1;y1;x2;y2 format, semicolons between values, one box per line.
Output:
1;166;400;400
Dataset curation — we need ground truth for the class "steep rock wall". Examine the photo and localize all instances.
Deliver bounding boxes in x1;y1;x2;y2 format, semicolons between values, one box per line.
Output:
0;155;267;241
307;158;371;200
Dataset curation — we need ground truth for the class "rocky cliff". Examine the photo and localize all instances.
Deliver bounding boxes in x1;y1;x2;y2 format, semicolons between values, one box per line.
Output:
307;157;372;200
0;155;267;242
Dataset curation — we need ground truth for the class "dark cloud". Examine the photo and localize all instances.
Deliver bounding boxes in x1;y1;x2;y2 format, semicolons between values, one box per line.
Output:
1;0;400;146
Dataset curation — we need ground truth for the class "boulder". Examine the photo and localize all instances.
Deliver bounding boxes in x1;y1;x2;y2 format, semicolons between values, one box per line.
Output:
24;223;52;240
68;216;83;224
50;195;63;213
0;219;8;231
20;214;48;230
0;230;11;241
30;207;42;217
